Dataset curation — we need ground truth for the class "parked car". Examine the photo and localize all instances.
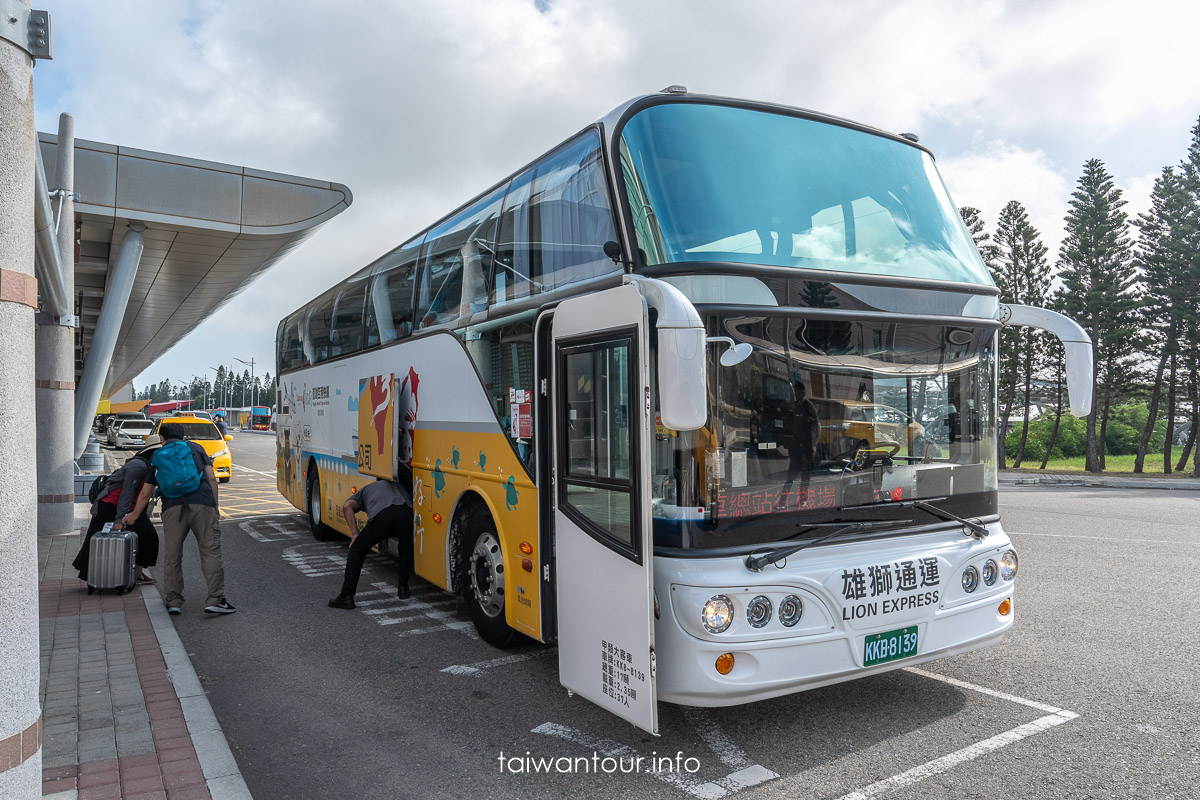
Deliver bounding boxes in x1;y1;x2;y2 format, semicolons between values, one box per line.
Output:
152;416;234;483
103;412;148;443
109;418;156;449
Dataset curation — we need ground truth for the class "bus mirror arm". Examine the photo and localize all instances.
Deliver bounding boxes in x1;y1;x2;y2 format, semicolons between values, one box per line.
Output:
627;276;708;431
999;304;1093;418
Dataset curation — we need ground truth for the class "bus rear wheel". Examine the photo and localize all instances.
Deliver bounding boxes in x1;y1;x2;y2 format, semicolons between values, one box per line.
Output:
307;469;338;542
463;508;516;648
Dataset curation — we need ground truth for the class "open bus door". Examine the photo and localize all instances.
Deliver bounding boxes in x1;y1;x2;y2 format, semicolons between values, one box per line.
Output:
551;283;658;734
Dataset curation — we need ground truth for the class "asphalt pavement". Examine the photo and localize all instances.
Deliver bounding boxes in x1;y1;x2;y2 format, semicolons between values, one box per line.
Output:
161;434;1200;799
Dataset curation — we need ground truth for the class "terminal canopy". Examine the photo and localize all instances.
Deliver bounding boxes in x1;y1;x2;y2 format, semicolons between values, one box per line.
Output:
38;132;352;398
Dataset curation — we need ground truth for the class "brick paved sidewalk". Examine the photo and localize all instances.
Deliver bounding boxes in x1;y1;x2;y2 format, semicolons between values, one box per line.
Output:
37;520;251;800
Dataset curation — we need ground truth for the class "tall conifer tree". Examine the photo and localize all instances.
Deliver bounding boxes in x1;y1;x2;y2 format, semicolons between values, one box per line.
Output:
992;201;1052;467
1056;159;1136;473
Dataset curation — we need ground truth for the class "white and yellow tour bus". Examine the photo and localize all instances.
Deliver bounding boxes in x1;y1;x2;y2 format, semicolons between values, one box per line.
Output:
275;90;1093;734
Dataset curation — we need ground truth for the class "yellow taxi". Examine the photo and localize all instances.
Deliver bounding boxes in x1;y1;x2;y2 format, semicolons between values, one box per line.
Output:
153;416;234;483
814;399;925;458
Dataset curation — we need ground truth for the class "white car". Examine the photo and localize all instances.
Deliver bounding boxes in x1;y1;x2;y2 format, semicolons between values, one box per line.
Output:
111;419;156;449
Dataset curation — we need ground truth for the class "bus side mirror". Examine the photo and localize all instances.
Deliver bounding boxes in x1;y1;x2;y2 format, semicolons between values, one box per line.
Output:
999;304;1094;417
707;336;752;367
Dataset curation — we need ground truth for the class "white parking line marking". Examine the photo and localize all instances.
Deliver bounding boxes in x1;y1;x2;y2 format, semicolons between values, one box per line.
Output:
1008;530;1198;546
903;667;1065;714
441;651;553;676
833;711;1078;800
234;464;276;477
533;721;778;799
239;519;305;542
679;708;751;770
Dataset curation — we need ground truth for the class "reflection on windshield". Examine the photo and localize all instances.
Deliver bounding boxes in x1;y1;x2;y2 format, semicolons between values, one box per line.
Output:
619;103;991;285
651;316;997;550
169;423;223;441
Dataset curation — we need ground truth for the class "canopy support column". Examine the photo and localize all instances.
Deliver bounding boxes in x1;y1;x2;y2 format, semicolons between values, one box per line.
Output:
36;112;76;533
73;223;144;458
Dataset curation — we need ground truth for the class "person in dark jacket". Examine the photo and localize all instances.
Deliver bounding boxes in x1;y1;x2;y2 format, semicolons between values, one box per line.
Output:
213;411;228;438
73;437;162;584
327;477;414;609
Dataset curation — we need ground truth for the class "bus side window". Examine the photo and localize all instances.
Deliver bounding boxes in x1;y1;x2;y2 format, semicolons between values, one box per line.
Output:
492;130;620;306
331;282;367;356
416;185;504;329
464;320;535;472
307;294;334;363
527;131;619;293
385;262;417;339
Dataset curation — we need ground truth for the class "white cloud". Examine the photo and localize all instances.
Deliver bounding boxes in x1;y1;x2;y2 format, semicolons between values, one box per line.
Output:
30;0;1200;391
939;142;1074;258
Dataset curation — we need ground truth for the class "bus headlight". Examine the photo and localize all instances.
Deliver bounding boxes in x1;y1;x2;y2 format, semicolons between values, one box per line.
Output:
962;566;980;593
702;595;734;634
982;559;998;586
746;596;772;628
1000;550;1019;580
778;594;803;627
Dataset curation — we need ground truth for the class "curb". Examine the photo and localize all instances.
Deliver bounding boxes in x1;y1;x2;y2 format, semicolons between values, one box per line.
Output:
1001;474;1200;491
140;586;254;800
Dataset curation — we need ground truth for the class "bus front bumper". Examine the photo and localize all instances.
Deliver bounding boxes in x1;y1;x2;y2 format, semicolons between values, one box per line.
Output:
654;587;1014;707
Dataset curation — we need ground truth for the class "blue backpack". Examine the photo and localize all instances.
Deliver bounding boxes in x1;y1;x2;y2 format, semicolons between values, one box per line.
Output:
152;441;203;498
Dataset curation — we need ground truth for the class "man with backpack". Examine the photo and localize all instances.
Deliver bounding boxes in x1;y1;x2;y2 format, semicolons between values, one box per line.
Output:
122;423;236;616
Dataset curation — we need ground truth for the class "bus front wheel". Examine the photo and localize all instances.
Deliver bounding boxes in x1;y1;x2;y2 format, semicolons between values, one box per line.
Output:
307;469;338;542
463;508;516;648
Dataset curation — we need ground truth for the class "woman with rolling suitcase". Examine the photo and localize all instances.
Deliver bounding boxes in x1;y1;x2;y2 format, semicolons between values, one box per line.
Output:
73;437;162;585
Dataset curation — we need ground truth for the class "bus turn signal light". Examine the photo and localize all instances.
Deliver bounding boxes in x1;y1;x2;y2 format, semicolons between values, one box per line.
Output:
520;541;533;555
432;513;442;524
998;599;1011;616
521;558;533;572
715;653;734;675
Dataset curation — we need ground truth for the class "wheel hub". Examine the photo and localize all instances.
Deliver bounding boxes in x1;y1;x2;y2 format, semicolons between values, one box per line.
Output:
469;532;505;618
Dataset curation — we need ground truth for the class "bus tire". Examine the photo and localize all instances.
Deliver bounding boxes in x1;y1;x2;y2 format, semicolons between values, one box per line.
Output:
462;507;516;648
307;469;338;542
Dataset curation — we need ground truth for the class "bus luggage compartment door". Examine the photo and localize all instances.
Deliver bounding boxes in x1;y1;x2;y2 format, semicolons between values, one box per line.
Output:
552;283;658;735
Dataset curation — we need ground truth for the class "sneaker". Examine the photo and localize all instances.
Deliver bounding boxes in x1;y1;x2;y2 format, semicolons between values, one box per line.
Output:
204;600;236;614
167;607;181;616
396;585;410;600
328;595;355;609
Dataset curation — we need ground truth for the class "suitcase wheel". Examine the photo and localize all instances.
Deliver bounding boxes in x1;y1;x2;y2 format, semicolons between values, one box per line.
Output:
87;587;95;595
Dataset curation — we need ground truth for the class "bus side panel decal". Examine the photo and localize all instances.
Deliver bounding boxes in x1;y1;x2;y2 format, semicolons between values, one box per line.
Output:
357;373;396;479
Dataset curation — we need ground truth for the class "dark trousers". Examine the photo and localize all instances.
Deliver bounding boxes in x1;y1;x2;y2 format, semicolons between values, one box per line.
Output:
340;503;414;597
73;502;160;580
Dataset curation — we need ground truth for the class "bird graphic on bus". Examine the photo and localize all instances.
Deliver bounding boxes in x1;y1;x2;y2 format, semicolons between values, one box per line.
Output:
433;459;446;498
505;475;519;510
451;445;461;470
478;450;487;472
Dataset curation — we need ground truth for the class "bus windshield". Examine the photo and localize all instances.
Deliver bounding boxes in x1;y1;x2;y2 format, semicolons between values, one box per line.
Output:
619;102;992;285
652;316;998;550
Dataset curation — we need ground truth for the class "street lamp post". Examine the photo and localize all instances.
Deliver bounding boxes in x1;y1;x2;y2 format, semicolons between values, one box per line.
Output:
234;357;256;409
209;366;223;410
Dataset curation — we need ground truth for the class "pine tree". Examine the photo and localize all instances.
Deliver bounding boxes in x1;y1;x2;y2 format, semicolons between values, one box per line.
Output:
1056;159;1136;473
1132;168;1193;472
992;201;1052;468
960;206;1001;270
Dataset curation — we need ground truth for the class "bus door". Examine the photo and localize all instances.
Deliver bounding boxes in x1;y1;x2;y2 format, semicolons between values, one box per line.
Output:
552;283;657;734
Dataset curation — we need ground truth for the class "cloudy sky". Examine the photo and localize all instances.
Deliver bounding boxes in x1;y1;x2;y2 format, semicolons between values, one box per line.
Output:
31;0;1200;396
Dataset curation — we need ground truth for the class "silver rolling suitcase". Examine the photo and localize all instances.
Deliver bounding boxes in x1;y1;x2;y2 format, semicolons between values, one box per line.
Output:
87;524;138;594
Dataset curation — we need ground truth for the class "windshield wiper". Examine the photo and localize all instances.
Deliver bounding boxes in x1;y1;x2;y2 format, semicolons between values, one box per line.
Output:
911;499;989;539
745;519;912;572
838;496;989;539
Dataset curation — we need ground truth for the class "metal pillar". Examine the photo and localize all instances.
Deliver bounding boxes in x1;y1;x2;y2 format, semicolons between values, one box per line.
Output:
35;113;75;534
0;0;44;792
73;223;144;457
